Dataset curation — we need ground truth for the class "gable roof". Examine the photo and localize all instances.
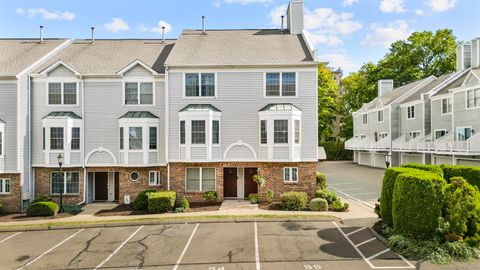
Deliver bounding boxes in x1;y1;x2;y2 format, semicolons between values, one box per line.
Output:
43;111;82;119
0;38;68;77
119;111;159;119
165;29;316;67
433;71;471;96
401;74;454;104
35;39;175;75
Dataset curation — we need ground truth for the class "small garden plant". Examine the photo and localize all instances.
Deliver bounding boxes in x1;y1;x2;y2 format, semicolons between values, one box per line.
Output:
265;189;274;203
280;191;307;211
253;174;266;187
203;191;218;202
248;193;259;204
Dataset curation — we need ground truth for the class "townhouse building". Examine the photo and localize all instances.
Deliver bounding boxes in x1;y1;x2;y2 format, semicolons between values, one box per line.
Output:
346;38;480;168
0;0;319;212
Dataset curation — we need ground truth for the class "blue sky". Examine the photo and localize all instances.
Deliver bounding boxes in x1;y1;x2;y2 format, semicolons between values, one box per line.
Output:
1;0;478;74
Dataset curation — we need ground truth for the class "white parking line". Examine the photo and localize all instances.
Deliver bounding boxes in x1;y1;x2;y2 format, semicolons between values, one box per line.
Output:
94;226;144;270
346;227;366;236
0;232;22;243
254;222;260;270
340;188;364;191
355;237;376;247
17;229;84;270
172;223;199;270
367;248;391;261
350;192;377;196
329;182;354;186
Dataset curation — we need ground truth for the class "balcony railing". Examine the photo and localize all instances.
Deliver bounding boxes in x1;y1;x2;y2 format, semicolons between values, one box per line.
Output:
436;132;455;152
416;132;480;155
370;135;391;151
417;134;434;152
392;134;424;152
345;136;372;150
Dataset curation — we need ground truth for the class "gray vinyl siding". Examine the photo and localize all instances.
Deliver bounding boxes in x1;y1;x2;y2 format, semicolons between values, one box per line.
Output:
168;69;318;161
371;109;389;138
124;65;153;77
433;155;454;165
390;106;400;140
48;65;75;77
431;99;452;135
401;153;423;164
356;112;372;137
453;90;480;137
0;81;18;171
399;103;424;138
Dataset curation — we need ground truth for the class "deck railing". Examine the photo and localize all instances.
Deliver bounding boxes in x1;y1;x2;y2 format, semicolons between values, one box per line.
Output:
436;132;455;152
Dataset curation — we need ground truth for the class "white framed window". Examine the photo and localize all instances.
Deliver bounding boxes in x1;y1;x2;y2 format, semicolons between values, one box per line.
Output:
0;178;10;194
191;120;206;144
294;119;300;144
185;73;215;97
467;88;480;109
274;119;288;144
48;82;78;105
149;171;161;186
149;127;157;150
50;127;64;150
260;120;267;144
457;127;473;141
284;167;298;183
265;72;296;97
119;127;124;150
124;82;154;105
129;127;143;150
71;127;80;150
362;114;368;125
435;129;447;140
51;172;79;194
409;131;421;139
212;120;220;144
407;105;415;119
377;110;384;122
180;121;186;145
186;167;216;191
441;98;452;114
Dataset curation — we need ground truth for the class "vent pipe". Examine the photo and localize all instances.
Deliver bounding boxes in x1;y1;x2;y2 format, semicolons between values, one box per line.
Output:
201;16;206;34
162;26;166;43
281;15;284;34
91;27;95;43
39;25;44;43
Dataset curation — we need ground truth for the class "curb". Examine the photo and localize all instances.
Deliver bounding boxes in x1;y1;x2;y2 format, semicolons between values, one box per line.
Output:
368;226;388;244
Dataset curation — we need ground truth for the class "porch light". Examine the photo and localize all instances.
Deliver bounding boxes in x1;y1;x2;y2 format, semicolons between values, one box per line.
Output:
57;153;64;168
385;154;391;168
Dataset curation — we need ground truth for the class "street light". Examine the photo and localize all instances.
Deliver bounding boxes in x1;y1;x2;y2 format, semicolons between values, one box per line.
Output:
385;153;392;168
57;153;64;213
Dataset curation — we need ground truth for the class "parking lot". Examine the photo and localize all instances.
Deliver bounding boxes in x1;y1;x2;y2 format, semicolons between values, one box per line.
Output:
0;221;414;270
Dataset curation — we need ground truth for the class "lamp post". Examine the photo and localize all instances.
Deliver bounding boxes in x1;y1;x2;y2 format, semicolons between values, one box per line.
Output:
57;153;64;213
385;153;392;168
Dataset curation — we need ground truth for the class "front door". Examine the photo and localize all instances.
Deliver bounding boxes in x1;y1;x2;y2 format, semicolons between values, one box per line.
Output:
224;168;237;197
244;168;258;198
94;172;108;201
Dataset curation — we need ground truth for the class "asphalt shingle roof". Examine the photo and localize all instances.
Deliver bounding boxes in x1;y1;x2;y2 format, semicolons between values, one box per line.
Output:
119;111;159;119
165;29;315;67
43;111;82;119
259;103;301;112
179;104;221;112
401;74;454;104
434;71;470;96
0;38;67;76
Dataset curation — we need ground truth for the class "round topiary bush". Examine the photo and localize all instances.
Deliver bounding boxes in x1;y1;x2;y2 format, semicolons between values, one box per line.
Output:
310;198;328;211
26;201;59;217
315;189;337;204
132;189;156;210
280;191;307;211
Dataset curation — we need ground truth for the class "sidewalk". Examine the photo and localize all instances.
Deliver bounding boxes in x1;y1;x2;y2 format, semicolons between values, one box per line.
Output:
0;196;377;230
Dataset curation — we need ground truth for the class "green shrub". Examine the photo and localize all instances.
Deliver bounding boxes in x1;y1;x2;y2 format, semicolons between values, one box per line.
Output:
329;200;349;212
443;177;480;246
380;167;421;227
175;207;186;213
392;171;446;238
31;194;52;204
62;204;82;215
203;191;218;202
316;172;327;189
265;189;274;203
179;197;190;210
26;201;59;217
310;198;328;211
402;164;444;178
248;193;259;204
322;141;353;161
147;191;176;213
132;189;156;210
441;164;480;189
280;191;307;211
315;189;338;204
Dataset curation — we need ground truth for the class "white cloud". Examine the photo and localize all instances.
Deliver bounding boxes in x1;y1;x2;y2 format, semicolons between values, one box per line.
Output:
140;20;172;35
318;54;358;73
16;7;76;20
214;0;272;7
104;18;129;32
425;0;457;12
343;0;359;7
269;5;362;47
415;9;425;16
380;0;407;13
361;20;413;48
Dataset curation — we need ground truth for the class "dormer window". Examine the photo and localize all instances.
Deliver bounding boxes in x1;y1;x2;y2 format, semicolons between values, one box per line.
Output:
185;73;215;97
48;82;77;105
124;82;154;105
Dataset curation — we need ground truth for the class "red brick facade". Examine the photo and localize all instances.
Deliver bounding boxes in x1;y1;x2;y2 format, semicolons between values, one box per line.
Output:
34;167;85;205
0;173;21;213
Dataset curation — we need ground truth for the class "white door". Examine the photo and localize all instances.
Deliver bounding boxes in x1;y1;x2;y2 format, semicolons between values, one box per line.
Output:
108;172;115;201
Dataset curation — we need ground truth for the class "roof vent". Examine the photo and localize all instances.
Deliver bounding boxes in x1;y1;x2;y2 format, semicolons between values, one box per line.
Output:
280;15;285;34
90;27;95;43
456;42;472;71
378;80;394;97
201;16;206;34
39;25;44;43
472;38;480;68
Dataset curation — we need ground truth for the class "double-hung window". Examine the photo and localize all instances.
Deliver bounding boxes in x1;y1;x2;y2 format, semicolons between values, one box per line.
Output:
410;131;421;139
50;127;64;150
284;167;298;183
274;120;288;144
467;88;480;109
191;120;206;144
186;167;216;191
212;120;220;144
265;72;296;96
362;114;368;124
149;127;157;150
129;127;143;150
377;110;384;122
294;120;300;144
457;127;473;141
71;127;80;150
180;121;186;144
119;127;124;150
51;172;79;194
441;98;452;114
260;120;267;144
124;82;154;105
0;179;10;194
407;105;415;119
149;171;161;186
435;129;447;140
48;82;77;105
185;73;215;97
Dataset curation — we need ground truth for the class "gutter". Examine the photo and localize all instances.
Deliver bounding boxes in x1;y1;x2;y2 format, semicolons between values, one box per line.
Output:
165;66;170;190
79;76;87;205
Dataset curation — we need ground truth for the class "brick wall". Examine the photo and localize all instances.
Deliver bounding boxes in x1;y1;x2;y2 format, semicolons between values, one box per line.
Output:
34;167;84;205
117;166;167;204
0;173;21;213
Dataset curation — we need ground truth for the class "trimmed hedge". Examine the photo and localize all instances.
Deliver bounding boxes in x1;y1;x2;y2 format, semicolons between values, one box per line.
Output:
310;198;328;211
132;189;157;210
401;164;444;178
392;172;446;238
441;164;480;189
26;201;59;217
380;167;420;226
322;141;353;161
280;191;307;211
147;191;176;213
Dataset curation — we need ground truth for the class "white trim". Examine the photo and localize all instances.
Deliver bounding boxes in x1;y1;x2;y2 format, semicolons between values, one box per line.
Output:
49;171;80;195
465;87;480;110
461;70;480;87
45;79;80;107
0;178;11;194
399;99;423;108
434;129;447;140
17;40;72;78
440;97;453;115
223;141;258;159
84;147;117;165
116;59;159;76
148;171;161;186
377;110;384;123
39;59;81;77
122;79;156;106
185;167;217;192
406;105;415;120
129;171;140;182
283;167;298;183
263;71;298;98
182;72;217;98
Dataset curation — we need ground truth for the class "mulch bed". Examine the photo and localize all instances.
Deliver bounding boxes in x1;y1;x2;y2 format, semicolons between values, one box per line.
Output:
258;202;282;210
94;202;222;217
0;212;75;222
372;220;389;239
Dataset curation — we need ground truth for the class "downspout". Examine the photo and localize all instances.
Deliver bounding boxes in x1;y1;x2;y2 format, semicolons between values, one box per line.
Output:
165;66;170;190
79;77;86;205
28;75;33;202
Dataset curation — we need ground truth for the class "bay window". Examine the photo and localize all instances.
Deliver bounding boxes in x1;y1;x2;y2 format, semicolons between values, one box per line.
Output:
180;121;186;144
274;120;288;144
149;127;157;150
260;120;267;144
50;127;64;150
186;167;216;191
212;120;219;144
71;127;80;150
51;172;80;194
191;120;206;144
294;119;300;144
129;127;143;150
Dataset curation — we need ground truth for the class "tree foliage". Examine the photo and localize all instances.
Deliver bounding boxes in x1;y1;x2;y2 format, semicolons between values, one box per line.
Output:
317;63;339;142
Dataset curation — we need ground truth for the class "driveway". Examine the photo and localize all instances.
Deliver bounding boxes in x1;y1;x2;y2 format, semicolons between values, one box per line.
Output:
318;161;386;207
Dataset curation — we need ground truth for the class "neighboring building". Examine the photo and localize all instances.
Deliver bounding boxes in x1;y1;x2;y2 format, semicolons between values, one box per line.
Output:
0;0;319;212
346;38;480;168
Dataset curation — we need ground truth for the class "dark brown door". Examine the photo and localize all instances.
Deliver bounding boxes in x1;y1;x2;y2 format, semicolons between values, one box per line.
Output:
244;168;258;198
224;168;237;197
114;172;119;201
95;172;108;201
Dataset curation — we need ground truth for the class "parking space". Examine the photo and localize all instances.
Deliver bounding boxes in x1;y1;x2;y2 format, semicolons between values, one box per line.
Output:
0;221;414;270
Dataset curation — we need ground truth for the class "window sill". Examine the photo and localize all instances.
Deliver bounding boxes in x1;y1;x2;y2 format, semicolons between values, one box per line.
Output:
283;181;299;185
0;193;11;196
50;194;81;196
